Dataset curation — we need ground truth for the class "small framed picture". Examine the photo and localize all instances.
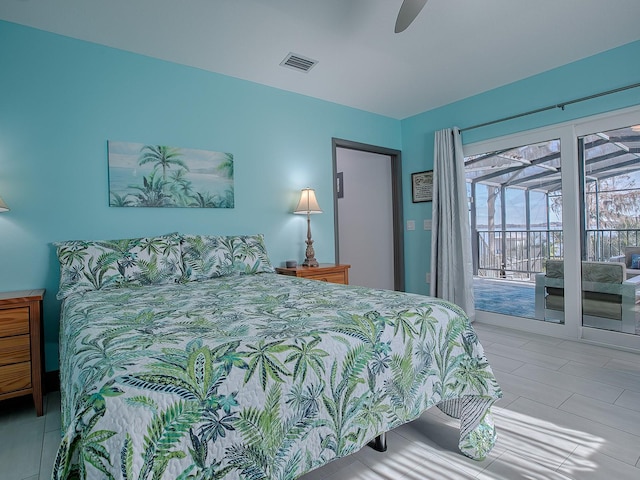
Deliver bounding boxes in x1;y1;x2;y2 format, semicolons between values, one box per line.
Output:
411;170;433;203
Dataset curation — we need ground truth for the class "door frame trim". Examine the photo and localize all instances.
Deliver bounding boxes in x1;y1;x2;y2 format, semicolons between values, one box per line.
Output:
332;138;405;291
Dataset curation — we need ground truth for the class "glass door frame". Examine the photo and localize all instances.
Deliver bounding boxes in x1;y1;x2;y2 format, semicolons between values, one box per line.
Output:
464;105;640;351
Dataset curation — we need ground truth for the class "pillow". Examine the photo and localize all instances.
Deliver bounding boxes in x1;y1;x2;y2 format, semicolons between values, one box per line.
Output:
631;253;640;270
218;234;275;276
55;233;183;299
180;234;229;281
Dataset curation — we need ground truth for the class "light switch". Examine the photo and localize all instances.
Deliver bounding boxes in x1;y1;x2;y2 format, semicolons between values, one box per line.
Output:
407;220;415;231
424;219;432;230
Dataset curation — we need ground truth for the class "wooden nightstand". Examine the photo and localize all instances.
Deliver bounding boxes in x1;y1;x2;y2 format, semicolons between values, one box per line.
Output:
0;289;45;416
275;264;350;285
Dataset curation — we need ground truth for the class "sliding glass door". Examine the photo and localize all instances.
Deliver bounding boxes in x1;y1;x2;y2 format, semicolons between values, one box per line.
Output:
465;138;565;324
578;123;640;336
464;107;640;349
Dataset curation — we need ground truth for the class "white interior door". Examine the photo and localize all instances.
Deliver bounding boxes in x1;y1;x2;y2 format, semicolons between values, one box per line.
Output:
336;148;394;290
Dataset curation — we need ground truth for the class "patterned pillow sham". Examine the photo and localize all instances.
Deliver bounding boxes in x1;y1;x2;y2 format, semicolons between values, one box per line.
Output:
180;234;229;281
218;234;275;276
55;233;183;299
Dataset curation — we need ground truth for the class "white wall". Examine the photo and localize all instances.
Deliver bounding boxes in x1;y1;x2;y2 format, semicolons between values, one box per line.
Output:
337;148;394;290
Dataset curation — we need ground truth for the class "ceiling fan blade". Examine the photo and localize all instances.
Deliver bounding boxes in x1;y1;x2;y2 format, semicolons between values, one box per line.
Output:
394;0;429;33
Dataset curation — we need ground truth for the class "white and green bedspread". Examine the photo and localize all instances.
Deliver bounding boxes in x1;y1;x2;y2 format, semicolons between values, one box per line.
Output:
53;273;501;479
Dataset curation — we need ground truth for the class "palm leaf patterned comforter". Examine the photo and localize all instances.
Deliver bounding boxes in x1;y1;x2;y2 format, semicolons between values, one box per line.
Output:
53;273;501;479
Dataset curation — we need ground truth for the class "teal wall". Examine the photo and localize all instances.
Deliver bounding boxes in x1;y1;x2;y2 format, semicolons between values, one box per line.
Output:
2;19;639;371
0;21;401;371
400;40;640;295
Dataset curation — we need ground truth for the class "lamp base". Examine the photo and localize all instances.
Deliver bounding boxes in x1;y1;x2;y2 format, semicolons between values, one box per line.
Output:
302;213;319;267
302;258;319;267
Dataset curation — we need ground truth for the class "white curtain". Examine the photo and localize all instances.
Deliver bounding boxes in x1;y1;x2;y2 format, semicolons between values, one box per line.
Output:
430;127;475;321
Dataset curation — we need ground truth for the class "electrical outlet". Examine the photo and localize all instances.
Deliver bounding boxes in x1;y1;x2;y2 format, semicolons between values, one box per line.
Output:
407;220;415;231
423;219;432;230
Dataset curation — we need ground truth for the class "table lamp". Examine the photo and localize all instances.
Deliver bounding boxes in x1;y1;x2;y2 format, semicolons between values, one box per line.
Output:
294;188;322;267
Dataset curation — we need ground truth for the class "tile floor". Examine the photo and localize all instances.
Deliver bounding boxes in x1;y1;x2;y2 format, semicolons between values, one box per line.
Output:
2;323;640;480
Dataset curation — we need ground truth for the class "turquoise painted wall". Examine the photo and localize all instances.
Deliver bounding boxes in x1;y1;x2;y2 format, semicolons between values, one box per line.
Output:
400;40;640;295
0;21;401;371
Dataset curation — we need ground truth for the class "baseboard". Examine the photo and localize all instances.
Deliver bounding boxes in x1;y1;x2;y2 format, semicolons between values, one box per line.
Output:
45;370;60;393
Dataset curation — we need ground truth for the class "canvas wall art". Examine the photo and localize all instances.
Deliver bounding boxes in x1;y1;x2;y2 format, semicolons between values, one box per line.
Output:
108;141;234;208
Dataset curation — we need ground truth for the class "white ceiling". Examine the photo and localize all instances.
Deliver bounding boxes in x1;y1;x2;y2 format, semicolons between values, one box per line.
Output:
2;0;640;119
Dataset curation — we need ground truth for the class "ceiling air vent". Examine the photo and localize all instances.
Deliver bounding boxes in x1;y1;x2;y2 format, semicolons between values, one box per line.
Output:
280;53;318;73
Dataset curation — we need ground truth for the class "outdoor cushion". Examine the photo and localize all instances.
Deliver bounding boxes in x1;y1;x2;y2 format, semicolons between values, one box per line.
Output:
542;260;627;321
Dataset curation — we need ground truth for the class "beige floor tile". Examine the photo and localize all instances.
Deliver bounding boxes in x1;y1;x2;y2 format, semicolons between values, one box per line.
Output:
487;343;570;371
44;405;61;434
603;357;640;378
45;391;60;415
558;445;640;479
615;389;640;412
349;431;443;479
324;456;476;480
559;393;640;437
519;340;612;367
559;361;640;393
474;329;530;348
507;396;640;465
489;406;578;471
511;363;624;403
483;351;525;373
555;340;640;363
399;457;478;479
492;370;573;408
477;450;574;480
0;418;45;480
493;389;519;408
39;429;61;480
0;396;44;430
323;459;387;480
499;330;566;347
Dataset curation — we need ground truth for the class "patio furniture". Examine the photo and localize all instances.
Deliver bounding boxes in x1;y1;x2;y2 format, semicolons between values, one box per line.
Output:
609;246;640;279
535;260;640;333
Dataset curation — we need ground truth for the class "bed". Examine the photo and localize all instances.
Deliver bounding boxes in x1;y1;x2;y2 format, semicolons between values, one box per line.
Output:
52;233;501;480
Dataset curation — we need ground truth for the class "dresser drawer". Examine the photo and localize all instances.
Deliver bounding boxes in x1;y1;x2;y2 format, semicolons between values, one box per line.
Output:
0;307;29;338
0;335;31;366
275;264;350;285
0;362;31;394
305;272;347;284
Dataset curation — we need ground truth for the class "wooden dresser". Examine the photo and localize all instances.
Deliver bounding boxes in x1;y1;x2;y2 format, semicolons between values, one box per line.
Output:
275;264;350;285
0;289;45;416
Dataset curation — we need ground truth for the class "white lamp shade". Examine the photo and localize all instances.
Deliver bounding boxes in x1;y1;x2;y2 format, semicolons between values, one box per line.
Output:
294;188;322;214
0;196;8;212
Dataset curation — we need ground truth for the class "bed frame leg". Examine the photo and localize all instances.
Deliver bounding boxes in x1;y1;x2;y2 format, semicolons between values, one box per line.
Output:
368;432;387;452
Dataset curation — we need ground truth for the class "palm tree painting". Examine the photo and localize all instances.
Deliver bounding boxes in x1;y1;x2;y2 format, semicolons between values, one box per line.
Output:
108;141;234;208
